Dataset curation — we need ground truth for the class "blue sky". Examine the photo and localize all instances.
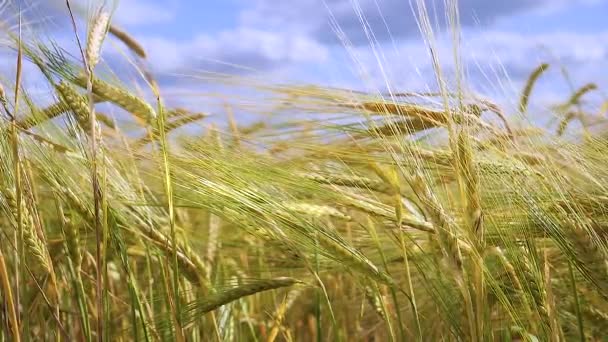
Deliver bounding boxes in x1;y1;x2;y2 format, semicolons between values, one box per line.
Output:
4;0;608;118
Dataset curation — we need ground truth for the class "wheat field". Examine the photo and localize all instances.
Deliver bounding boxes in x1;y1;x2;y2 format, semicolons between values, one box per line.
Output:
0;1;607;341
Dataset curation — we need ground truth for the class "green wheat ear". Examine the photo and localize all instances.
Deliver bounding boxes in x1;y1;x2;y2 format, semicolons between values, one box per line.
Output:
159;277;301;329
55;81;91;130
73;75;156;123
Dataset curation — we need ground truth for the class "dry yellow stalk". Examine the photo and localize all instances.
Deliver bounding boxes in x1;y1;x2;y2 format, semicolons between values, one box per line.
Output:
0;249;20;342
267;288;302;342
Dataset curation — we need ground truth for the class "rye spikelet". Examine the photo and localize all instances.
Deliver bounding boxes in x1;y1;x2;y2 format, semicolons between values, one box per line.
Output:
357;101;447;125
555;83;598;135
86;12;110;69
366;117;437;137
18;95;106;129
543;251;562;340
95;112;115;129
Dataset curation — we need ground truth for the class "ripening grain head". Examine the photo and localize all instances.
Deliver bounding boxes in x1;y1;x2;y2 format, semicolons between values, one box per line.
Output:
85;12;110;69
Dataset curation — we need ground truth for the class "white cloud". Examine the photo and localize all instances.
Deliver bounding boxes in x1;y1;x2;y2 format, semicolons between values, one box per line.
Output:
112;0;175;27
8;0;176;28
240;0;597;45
138;28;329;75
333;29;608;114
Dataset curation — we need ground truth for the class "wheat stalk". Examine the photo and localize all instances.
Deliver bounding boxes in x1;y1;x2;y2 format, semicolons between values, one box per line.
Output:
46;175;209;286
455;132;483;243
0;248;19;342
63;217;83;269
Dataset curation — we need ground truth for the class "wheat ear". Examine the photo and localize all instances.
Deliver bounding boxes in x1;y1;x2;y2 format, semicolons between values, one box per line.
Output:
74;76;155;122
519;63;549;115
283;202;351;220
4;189;52;273
86;12;110;69
180;277;300;321
55;81;91;131
108;25;147;58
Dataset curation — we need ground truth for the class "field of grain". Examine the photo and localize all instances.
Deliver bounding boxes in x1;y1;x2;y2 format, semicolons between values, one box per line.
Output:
0;1;607;341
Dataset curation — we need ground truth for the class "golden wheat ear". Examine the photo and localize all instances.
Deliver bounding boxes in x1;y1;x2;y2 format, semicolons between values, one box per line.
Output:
109;25;147;59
